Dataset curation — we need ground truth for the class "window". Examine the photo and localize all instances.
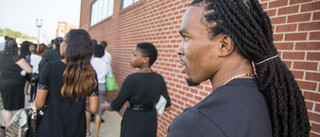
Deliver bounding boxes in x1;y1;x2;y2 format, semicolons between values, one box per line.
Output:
121;0;139;9
90;0;114;26
59;28;65;37
58;23;66;37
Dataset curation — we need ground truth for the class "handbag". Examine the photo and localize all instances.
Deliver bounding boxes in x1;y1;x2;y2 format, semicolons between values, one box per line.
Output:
105;73;119;92
156;95;167;115
6;103;44;137
5;108;29;137
29;73;39;83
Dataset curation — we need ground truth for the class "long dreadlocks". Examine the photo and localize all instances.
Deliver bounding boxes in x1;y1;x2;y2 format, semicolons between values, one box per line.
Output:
190;0;310;136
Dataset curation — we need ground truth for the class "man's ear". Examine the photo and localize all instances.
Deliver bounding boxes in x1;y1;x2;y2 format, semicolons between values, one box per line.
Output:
218;35;234;57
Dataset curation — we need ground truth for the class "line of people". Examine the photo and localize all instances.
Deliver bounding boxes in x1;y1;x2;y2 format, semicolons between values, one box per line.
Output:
86;41;111;137
0;36;62;136
0;30;172;137
0;0;311;136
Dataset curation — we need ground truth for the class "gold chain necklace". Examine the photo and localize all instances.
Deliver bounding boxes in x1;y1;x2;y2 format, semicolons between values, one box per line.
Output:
222;73;256;85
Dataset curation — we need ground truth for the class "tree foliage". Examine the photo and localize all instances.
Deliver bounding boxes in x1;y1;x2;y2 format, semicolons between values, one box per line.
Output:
0;28;36;39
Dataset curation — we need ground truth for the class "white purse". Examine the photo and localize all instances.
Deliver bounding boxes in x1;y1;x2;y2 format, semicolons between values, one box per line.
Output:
156;95;167;115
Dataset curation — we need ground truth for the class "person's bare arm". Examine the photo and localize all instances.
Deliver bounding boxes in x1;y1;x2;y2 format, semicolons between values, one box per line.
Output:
35;89;48;109
165;107;171;111
100;103;114;111
86;96;99;114
15;58;32;73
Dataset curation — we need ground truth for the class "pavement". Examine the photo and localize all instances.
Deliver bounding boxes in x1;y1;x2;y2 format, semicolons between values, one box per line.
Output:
0;94;122;137
90;109;122;137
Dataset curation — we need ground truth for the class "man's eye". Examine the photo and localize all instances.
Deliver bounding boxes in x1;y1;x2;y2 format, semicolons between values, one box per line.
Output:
183;37;189;42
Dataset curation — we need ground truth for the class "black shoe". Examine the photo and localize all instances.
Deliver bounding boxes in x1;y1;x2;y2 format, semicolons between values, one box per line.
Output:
101;118;105;123
91;114;95;122
0;126;5;137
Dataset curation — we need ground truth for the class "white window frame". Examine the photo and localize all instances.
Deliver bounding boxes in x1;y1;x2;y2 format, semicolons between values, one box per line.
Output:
90;0;114;26
121;0;139;9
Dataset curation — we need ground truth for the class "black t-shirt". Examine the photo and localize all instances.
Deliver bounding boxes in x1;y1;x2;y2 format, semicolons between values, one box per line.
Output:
36;60;98;137
167;78;272;137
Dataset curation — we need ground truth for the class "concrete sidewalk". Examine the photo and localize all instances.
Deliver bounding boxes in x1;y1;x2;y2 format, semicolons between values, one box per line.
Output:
89;109;121;137
0;94;122;137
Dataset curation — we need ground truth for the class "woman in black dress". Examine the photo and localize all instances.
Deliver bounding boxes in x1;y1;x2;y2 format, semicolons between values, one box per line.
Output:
20;41;32;95
0;38;32;133
35;29;99;137
19;41;31;63
104;42;171;137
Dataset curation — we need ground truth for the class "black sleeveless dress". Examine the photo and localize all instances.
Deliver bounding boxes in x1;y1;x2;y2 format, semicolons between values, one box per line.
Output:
0;54;26;110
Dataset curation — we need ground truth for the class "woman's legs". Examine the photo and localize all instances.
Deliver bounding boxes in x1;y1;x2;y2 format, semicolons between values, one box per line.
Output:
24;81;29;95
86;111;92;136
94;115;102;137
1;109;13;127
93;83;107;137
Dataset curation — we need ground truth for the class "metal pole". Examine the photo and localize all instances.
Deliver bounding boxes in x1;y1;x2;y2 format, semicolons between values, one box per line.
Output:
36;18;42;44
38;27;40;44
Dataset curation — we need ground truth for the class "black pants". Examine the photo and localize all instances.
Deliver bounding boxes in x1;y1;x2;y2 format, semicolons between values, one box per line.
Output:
30;82;38;101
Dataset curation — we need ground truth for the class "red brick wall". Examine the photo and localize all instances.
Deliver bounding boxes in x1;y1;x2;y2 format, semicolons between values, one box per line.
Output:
80;0;320;136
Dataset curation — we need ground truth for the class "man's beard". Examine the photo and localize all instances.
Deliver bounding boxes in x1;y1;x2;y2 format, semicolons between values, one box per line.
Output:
186;78;200;86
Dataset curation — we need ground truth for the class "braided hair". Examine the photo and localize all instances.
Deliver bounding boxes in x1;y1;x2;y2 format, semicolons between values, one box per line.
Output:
190;0;310;136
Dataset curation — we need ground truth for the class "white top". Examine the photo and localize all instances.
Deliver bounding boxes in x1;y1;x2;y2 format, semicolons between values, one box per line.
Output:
103;50;113;77
0;40;5;51
30;54;42;73
91;57;107;83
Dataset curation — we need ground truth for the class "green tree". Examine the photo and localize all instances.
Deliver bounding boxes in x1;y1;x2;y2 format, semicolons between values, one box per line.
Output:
0;27;36;39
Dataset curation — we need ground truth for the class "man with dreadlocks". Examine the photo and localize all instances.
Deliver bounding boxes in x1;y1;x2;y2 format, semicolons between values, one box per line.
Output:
167;0;310;137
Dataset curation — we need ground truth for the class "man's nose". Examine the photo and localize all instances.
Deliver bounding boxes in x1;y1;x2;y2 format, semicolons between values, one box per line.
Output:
177;42;184;56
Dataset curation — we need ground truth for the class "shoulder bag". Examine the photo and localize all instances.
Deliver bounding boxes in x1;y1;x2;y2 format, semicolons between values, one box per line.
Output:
105;73;119;92
5;103;44;137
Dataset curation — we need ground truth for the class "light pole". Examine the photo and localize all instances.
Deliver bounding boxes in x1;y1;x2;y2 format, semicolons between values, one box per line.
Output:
36;19;43;44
